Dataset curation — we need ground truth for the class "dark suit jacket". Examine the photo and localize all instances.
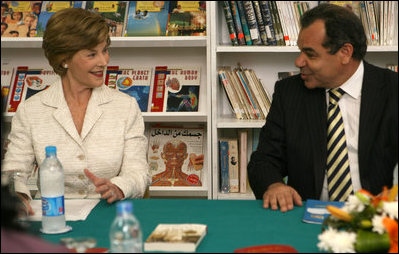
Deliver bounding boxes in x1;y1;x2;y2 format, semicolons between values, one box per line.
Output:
248;61;398;200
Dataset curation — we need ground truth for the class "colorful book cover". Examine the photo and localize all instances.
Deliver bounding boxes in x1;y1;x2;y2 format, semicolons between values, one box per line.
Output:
227;139;239;193
229;1;245;45
124;1;170;36
166;1;206;36
6;67;59;113
148;125;204;187
302;199;345;224
150;66;200;112
85;1;128;37
220;1;238;46
105;66;152;112
1;1;42;37
36;1;85;37
1;67;14;113
219;139;230;193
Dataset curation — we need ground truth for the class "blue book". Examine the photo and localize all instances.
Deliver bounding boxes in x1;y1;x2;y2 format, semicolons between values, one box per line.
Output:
37;1;85;37
302;199;345;224
219;140;230;193
125;1;170;36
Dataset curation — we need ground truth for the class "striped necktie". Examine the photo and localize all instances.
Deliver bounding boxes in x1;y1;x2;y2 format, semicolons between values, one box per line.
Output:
327;88;353;201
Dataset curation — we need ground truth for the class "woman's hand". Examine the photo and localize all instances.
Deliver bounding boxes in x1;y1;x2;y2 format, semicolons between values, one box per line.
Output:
16;192;35;216
84;169;124;203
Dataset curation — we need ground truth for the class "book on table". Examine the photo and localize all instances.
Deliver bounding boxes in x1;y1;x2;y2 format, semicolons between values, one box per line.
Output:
302;199;344;224
144;223;207;252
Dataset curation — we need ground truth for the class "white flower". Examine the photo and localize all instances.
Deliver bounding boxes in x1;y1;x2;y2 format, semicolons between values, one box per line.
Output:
343;194;366;213
318;227;357;253
381;201;398;220
372;215;386;234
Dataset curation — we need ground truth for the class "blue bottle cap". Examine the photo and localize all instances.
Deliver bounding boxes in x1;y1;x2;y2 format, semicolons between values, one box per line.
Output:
116;201;133;215
45;146;57;157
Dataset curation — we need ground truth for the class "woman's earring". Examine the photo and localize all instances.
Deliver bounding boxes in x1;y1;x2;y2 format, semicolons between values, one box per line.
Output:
63;64;68;69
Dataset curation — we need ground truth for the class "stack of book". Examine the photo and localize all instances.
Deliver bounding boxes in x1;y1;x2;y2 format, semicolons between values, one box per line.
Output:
220;1;398;47
218;65;272;120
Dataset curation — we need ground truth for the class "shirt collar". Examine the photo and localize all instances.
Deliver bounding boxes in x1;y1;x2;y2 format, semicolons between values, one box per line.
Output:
326;60;364;100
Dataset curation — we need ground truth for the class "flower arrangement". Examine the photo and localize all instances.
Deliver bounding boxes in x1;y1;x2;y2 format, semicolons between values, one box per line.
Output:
318;185;398;253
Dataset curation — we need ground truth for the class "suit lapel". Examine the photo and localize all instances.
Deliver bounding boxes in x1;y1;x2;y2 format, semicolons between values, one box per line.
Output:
80;85;112;141
42;80;83;146
358;62;386;177
305;87;327;197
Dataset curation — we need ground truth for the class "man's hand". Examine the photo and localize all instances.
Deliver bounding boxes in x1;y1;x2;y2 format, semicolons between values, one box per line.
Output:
84;169;124;203
16;192;34;216
262;182;303;212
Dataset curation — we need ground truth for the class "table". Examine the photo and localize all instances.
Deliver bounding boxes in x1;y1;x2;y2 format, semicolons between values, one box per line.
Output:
30;199;322;253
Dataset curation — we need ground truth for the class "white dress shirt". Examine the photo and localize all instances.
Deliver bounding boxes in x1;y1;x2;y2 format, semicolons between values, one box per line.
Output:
3;80;151;200
320;61;364;201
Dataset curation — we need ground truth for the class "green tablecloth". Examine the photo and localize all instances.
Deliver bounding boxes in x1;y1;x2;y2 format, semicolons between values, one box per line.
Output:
30;199;322;253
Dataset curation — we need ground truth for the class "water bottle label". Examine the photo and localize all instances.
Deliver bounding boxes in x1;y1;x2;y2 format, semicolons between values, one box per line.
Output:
41;196;65;217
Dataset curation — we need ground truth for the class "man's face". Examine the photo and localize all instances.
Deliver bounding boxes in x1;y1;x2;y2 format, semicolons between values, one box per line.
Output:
295;20;344;89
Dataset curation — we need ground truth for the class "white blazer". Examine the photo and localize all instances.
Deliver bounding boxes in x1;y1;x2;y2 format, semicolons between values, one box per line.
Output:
3;79;150;199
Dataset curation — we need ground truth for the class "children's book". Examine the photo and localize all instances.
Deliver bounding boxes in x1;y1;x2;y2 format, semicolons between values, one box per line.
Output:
144;224;207;252
1;67;14;113
302;199;345;224
124;1;170;36
36;1;86;37
85;1;128;37
166;1;206;36
6;67;59;113
148;125;204;187
1;1;42;37
150;66;200;112
105;66;152;112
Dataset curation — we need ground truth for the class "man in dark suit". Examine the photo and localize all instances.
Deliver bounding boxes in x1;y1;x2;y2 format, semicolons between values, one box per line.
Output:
248;4;398;212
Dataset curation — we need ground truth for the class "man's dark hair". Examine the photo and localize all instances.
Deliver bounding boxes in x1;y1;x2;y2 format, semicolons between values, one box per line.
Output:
300;3;367;60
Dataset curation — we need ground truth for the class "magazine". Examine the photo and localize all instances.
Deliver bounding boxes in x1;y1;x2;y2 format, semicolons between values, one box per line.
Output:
166;1;206;36
302;199;345;224
1;67;14;113
148;125;204;187
124;1;170;36
6;67;59;113
105;66;152;112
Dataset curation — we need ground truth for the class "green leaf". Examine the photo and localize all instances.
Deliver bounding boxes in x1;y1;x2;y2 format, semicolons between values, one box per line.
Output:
355;230;390;253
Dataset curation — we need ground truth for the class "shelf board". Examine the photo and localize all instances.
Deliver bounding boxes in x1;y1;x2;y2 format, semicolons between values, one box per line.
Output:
217;116;265;128
216;45;398;53
1;36;207;48
3;112;208;123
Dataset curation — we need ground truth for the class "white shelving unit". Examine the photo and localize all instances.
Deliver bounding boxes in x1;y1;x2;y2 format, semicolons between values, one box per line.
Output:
210;1;398;200
1;2;212;199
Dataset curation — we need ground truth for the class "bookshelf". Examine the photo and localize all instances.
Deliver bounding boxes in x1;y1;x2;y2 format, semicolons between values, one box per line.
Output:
210;1;398;200
1;2;212;199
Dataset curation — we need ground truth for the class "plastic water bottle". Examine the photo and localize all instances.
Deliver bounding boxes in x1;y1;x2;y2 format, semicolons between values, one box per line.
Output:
110;201;143;253
39;146;66;233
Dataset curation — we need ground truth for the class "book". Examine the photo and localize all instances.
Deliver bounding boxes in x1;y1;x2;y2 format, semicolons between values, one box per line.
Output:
302;199;345;224
124;1;170;36
36;1;86;37
238;130;248;194
227;138;239;193
220;1;238;46
235;1;252;45
1;66;14;113
144;223;207;252
1;1;42;37
150;66;200;112
218;68;244;119
229;1;245;45
104;66;152;112
259;1;277;46
242;1;262;45
252;1;268;45
6;67;59;113
166;1;206;36
219;139;230;193
148;125;204;187
85;1;129;37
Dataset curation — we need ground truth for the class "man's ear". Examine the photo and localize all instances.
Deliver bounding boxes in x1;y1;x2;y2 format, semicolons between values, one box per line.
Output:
339;43;354;64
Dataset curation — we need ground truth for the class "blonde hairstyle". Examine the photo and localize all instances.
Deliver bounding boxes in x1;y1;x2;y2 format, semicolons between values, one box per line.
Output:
42;8;110;76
